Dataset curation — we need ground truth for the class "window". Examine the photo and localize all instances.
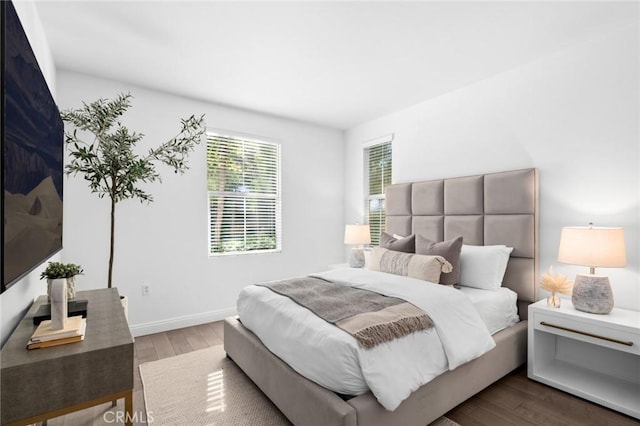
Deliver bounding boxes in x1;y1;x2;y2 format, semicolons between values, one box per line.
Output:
207;132;281;255
364;137;392;245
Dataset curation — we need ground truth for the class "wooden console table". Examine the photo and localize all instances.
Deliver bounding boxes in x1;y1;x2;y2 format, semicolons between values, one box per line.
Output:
1;288;134;426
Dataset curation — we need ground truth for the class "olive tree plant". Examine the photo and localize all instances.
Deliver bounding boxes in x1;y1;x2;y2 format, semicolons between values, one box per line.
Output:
62;93;205;288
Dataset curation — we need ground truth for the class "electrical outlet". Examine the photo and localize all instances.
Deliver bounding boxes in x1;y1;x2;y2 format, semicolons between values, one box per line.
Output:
141;284;151;296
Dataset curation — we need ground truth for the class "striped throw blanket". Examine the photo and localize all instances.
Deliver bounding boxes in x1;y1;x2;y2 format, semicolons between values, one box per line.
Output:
258;276;433;349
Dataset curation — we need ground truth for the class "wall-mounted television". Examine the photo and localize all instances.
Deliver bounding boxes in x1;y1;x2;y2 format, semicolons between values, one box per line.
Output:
2;0;64;293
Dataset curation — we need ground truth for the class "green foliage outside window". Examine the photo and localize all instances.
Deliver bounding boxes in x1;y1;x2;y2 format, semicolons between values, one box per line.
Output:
207;134;280;255
365;141;392;245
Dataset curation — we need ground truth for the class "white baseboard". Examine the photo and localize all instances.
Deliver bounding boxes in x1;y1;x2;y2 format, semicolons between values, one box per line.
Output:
129;307;237;337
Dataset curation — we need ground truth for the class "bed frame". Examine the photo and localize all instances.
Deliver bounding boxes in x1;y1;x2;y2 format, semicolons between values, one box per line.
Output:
224;168;539;426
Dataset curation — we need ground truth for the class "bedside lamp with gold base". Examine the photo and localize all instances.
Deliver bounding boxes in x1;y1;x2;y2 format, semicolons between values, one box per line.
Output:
557;223;626;314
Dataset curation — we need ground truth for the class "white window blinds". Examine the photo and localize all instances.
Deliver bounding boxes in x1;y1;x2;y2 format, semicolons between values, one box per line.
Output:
207;133;281;255
364;139;392;245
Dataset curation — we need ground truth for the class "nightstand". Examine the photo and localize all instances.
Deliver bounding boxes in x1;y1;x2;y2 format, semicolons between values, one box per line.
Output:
528;298;640;419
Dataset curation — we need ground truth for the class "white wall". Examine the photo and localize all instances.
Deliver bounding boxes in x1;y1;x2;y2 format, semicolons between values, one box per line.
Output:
345;25;640;310
57;71;345;335
1;2;60;346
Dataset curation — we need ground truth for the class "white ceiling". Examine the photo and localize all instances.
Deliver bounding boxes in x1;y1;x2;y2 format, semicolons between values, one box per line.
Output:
35;1;637;130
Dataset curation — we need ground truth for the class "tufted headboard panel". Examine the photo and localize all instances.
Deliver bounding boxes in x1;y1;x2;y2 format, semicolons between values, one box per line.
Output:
385;169;539;319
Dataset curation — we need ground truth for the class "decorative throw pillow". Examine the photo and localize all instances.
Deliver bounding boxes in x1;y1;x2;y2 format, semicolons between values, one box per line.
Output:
379;232;415;253
415;235;463;286
458;244;514;290
368;247;453;283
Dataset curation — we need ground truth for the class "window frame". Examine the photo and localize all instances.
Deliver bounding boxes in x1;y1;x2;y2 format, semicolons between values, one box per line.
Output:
363;135;393;246
206;129;282;257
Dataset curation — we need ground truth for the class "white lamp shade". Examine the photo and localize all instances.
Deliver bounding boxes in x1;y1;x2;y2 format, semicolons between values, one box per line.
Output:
558;226;626;268
344;224;371;245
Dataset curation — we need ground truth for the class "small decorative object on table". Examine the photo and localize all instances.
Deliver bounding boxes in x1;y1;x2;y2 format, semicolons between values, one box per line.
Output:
33;299;89;326
49;278;68;330
40;262;83;300
539;266;573;308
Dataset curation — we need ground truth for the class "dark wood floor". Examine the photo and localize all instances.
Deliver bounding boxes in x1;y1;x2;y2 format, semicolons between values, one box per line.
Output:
47;321;637;426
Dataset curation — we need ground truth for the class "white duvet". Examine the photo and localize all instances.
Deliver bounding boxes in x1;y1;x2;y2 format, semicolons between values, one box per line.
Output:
237;268;497;411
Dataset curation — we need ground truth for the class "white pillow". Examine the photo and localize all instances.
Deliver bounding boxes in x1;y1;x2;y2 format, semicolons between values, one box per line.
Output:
459;244;513;290
363;248;372;269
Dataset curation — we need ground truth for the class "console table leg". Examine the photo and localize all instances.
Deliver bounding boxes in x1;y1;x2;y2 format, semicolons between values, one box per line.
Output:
125;390;133;426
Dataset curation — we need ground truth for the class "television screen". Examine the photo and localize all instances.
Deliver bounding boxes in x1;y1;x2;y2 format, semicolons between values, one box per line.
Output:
2;0;64;293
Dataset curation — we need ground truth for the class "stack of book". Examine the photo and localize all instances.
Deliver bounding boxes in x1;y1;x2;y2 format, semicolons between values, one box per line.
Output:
27;315;87;350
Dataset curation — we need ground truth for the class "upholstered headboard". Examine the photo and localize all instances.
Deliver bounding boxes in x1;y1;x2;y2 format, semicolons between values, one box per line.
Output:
384;168;538;319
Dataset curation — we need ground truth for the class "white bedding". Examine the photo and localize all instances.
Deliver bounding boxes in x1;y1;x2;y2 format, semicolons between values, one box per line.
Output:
458;285;520;334
238;268;505;411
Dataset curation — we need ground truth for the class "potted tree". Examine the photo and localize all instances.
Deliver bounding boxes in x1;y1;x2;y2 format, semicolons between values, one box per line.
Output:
40;261;84;300
61;94;205;304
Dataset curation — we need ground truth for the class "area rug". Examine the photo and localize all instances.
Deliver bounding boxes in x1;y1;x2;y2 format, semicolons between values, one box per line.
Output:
140;345;460;426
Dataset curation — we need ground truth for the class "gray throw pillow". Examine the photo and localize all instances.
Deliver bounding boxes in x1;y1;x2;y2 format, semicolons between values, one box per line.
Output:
379;232;415;253
415;235;463;285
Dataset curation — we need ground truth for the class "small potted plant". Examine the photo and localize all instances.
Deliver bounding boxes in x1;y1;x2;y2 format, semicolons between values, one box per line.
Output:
40;262;84;300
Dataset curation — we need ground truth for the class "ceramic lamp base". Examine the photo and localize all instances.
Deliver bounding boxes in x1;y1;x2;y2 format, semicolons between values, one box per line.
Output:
349;248;365;268
571;273;614;314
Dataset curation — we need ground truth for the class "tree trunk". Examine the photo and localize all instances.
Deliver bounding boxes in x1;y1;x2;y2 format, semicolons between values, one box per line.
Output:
108;195;116;288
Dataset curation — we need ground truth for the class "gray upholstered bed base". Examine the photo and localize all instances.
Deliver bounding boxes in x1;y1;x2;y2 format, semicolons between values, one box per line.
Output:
223;168;537;425
224;316;527;426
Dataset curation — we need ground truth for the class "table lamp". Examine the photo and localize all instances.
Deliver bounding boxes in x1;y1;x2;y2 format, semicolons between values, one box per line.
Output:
557;223;626;314
344;224;371;268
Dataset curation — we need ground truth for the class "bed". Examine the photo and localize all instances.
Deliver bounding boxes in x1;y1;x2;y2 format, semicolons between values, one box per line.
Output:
224;168;539;426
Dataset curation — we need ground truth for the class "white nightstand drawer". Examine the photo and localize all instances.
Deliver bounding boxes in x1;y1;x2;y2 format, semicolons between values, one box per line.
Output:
533;311;639;355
